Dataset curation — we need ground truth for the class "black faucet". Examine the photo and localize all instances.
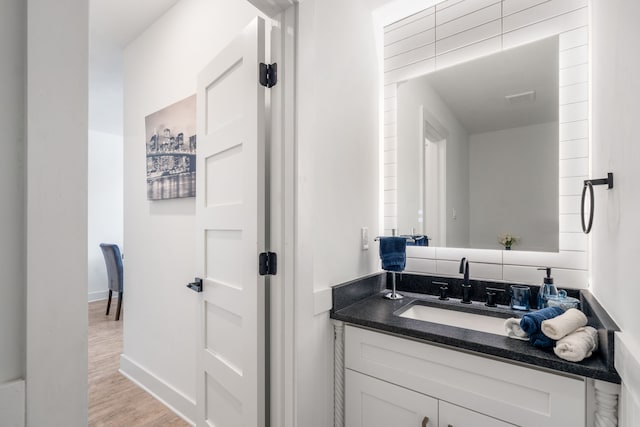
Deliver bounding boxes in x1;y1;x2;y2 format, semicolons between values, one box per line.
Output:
459;257;472;304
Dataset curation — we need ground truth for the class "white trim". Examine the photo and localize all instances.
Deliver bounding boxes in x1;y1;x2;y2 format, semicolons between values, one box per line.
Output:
615;332;640;424
0;380;25;427
119;354;196;426
313;287;333;315
88;289;116;302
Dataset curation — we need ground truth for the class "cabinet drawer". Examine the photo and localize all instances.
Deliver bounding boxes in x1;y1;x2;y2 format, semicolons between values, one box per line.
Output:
345;325;585;427
346;369;438;427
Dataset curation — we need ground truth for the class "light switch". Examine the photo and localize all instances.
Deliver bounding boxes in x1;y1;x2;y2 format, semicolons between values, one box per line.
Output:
361;227;369;250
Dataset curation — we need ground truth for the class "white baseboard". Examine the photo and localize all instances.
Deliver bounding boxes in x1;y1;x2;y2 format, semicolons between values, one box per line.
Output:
615;332;640;426
88;289;111;302
119;354;196;425
0;380;25;427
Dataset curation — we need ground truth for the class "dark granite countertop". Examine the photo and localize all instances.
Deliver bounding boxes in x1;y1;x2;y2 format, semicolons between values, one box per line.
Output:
330;273;621;383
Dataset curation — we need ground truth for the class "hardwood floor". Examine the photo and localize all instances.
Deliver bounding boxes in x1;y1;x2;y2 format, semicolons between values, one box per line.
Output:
89;300;190;426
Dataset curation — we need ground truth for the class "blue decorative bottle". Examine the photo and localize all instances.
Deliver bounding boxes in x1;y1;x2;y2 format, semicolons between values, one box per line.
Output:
536;267;558;309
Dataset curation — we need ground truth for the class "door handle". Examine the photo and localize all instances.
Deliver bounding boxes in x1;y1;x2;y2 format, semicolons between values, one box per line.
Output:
187;277;203;292
421;416;429;427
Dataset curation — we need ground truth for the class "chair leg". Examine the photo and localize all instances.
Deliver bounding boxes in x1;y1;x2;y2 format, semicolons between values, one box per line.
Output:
116;291;123;321
106;290;112;315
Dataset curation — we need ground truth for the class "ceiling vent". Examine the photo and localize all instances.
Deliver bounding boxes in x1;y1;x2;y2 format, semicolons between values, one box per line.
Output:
505;90;536;105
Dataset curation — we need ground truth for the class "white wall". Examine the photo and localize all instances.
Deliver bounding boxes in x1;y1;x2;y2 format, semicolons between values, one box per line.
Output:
0;0;25;406
591;1;640;424
122;0;263;420
469;122;558;252
396;75;469;246
88;130;124;301
26;0;88;424
296;0;380;425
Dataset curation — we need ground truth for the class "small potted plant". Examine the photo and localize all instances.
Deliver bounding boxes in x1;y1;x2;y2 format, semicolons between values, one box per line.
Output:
498;233;518;250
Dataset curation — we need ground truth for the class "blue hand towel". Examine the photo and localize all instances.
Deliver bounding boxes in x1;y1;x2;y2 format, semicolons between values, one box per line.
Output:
520;306;564;348
378;236;407;272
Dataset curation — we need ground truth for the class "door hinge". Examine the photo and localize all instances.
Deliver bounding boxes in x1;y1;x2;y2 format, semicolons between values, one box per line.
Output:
259;63;277;88
259;252;277;276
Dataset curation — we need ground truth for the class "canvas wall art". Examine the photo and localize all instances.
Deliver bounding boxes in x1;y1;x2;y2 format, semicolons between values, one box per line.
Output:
145;94;197;200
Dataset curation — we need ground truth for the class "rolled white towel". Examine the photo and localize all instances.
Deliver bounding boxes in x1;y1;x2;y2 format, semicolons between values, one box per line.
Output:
504;318;529;341
554;326;598;362
541;308;587;340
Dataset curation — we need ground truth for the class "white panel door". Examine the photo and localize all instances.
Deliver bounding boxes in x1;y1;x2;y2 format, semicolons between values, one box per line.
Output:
346;369;438;427
195;17;266;427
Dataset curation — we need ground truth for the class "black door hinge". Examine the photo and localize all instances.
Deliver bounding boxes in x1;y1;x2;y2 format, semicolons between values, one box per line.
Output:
259;63;277;88
259;252;277;276
187;277;203;293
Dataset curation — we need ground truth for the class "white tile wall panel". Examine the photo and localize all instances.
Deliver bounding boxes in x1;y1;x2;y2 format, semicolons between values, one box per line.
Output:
560;63;588;86
406;246;437;258
559;120;588;141
502;0;548;17
559;101;588;123
560;176;586;196
435;247;502;263
384;149;397;165
559;45;588;68
384;123;396;139
385;58;436;85
384;202;397;217
384;96;396;112
503;249;587;270
385;7;435;33
436;3;501;40
503;8;588;50
503;0;587;33
559;195;580;214
385;13;436;46
559;214;582;233
436;260;503;280
384;112;395;125
559;233;588;252
384;216;398;230
385;189;397;203
559;138;588;160
385;29;436;59
384;163;397;178
437;0;466;12
384;84;397;99
435;19;501;55
436;0;501;26
384;228;395;236
384;176;396;191
559;157;588;178
384;137;397;151
559;82;588;104
559;26;588;50
435;36;501;70
503;265;588;289
385;43;436;72
406;257;438;274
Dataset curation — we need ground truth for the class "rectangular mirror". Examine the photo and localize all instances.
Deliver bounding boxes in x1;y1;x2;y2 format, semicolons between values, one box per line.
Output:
395;36;559;252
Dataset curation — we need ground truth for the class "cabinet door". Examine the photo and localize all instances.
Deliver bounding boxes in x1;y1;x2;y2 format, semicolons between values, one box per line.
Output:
346;369;438;427
439;401;515;427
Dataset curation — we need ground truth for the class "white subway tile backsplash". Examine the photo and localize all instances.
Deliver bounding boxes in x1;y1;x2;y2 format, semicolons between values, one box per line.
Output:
385;29;436;59
560;176;587;196
436;0;501;26
386;13;436;46
559;138;588;159
436;3;501;40
384;190;397;203
384;163;397;178
384;149;397;164
384;97;396;112
559;232;588;251
558;26;588;50
385;43;436;72
385;58;436;85
384;110;395;125
385;7;435;33
559;82;588;104
560;63;588;86
406;246;437;258
384;137;397;151
503;265;588;289
405;257;438;274
559;45;588;68
559;195;581;214
384;123;395;139
437;0;466;12
436;36;501;70
384;203;397;217
560;214;583;233
436;19;501;55
435;247;502;263
560;120;588;141
437;260;503;280
384;217;397;230
503;0;587;33
503;249;587;270
559;157;588;178
384;176;396;191
559;101;588;123
503;8;588;50
502;0;547;17
384;84;397;99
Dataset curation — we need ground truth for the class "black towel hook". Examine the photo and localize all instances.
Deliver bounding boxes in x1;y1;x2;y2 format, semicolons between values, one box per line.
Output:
581;172;614;234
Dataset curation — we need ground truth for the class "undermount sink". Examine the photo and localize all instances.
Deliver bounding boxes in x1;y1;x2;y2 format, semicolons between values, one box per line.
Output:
398;303;508;336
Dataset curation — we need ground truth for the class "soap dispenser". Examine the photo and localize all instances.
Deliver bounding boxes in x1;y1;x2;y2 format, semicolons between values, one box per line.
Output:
536;267;558;309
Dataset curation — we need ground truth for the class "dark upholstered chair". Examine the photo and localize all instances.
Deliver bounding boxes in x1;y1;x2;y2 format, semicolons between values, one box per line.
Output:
100;243;124;321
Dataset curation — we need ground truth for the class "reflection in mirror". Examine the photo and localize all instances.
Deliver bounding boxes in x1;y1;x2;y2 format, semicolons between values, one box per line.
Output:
396;36;559;252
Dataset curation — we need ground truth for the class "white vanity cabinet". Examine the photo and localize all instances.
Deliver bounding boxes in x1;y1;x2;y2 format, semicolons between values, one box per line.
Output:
343;325;586;427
